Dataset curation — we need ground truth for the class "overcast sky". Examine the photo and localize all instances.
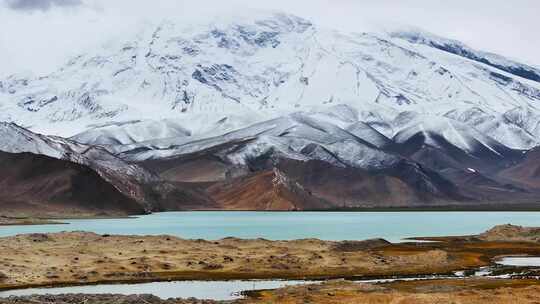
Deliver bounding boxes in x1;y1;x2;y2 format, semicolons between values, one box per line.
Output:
1;0;538;77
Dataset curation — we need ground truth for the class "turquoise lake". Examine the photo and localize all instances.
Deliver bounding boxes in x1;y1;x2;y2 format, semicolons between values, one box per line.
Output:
2;211;540;242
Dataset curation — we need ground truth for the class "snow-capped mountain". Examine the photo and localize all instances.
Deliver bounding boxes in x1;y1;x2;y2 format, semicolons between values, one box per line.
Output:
1;12;540;212
1;12;539;151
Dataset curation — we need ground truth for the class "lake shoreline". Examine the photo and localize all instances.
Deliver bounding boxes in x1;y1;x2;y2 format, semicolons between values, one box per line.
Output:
4;211;540;241
0;216;65;226
5;203;540;227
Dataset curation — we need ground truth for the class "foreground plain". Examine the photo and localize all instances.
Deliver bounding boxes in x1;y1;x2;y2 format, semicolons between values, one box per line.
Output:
2;225;540;303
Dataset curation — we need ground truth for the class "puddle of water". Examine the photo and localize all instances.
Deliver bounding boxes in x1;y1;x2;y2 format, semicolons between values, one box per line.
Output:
474;266;493;276
497;257;540;267
0;280;316;301
453;270;465;277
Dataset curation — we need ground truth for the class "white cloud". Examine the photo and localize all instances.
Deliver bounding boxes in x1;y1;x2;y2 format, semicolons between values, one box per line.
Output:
0;0;538;77
4;0;82;11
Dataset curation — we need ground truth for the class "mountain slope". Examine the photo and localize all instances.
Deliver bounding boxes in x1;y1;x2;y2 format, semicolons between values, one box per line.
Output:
498;148;540;190
206;168;330;210
0;122;157;210
138;126;471;209
390;30;540;83
0;113;538;212
274;159;466;208
0;122;216;213
72;119;192;145
392;113;523;173
118;113;398;171
0;151;143;217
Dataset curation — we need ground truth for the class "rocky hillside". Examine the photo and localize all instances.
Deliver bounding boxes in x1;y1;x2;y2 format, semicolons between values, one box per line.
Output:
0;151;143;217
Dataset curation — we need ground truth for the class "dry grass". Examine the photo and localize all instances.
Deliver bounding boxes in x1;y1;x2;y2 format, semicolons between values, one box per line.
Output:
244;279;540;304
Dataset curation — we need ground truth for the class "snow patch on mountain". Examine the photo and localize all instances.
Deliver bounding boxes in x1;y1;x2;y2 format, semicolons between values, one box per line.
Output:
72;119;192;145
393;113;512;157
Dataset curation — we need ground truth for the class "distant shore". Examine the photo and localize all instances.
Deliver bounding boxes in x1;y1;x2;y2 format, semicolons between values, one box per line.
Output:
0;216;65;226
4;203;540;228
0;215;140;226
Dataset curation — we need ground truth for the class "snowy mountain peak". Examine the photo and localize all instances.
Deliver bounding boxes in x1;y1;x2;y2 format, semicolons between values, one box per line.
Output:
1;12;540;153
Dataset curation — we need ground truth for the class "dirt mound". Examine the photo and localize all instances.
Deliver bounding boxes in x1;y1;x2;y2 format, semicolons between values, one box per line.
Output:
480;224;540;242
